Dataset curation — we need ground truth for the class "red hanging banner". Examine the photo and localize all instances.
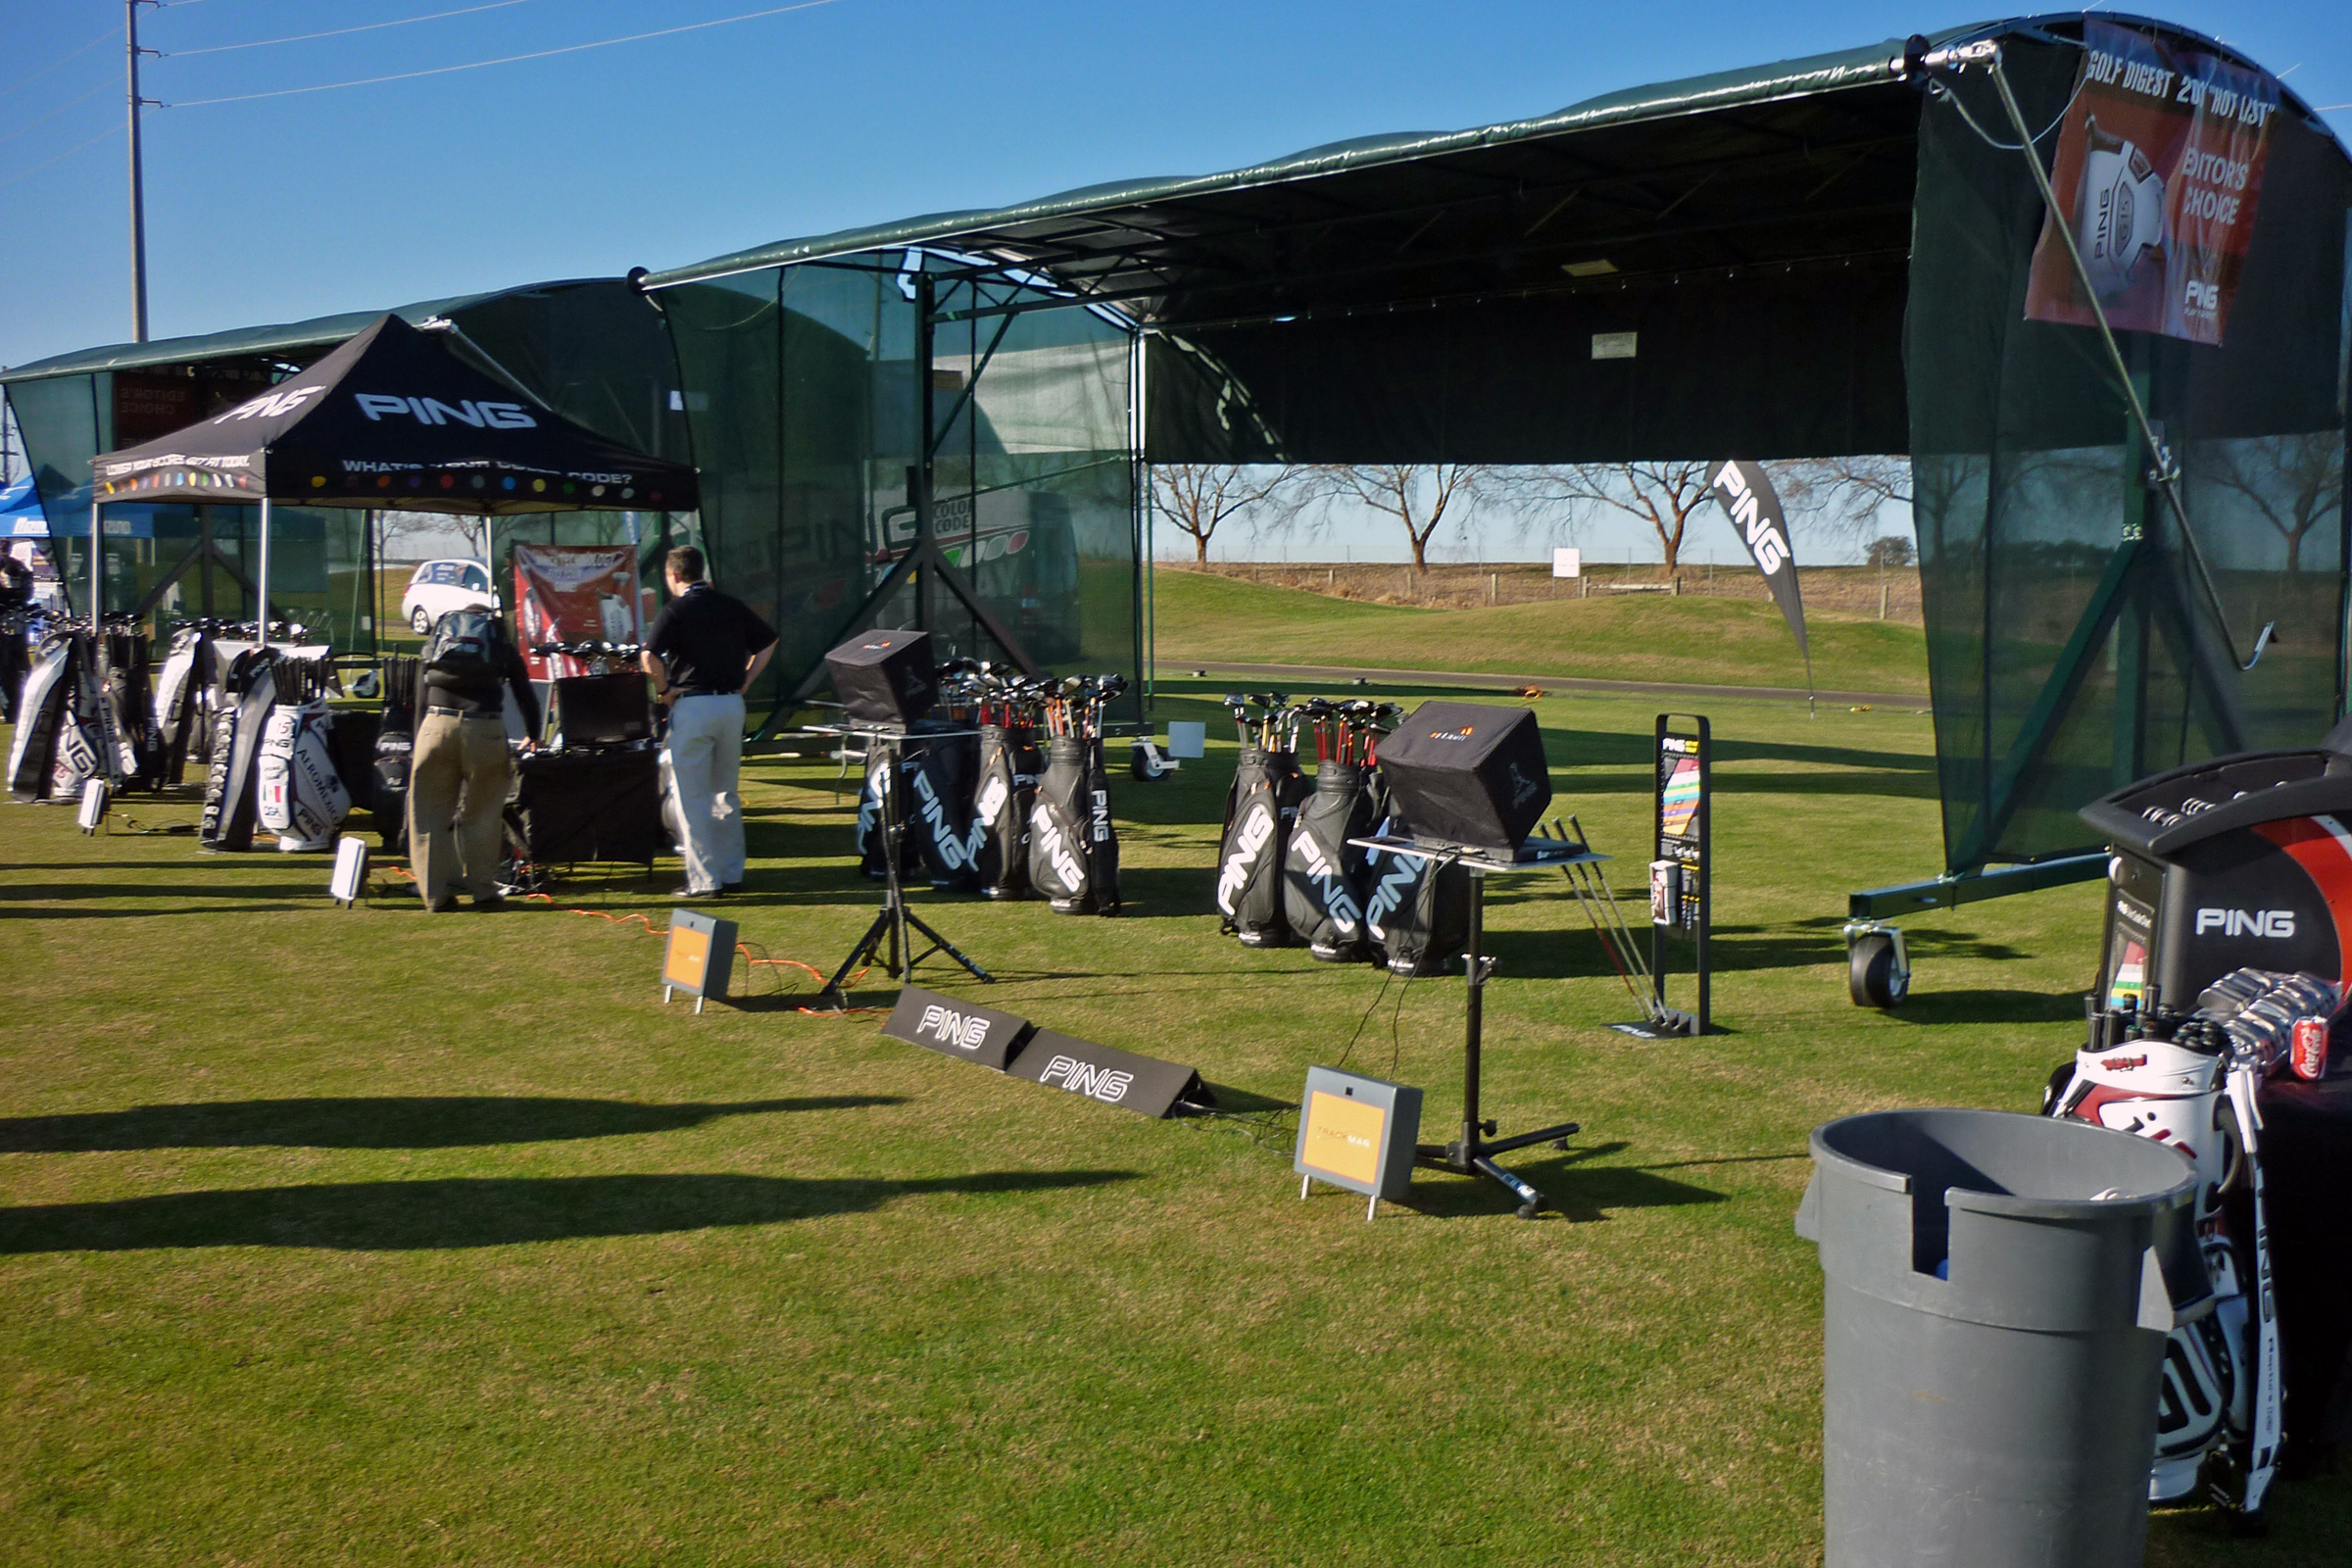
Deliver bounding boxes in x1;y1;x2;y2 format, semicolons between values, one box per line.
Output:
2024;21;2284;348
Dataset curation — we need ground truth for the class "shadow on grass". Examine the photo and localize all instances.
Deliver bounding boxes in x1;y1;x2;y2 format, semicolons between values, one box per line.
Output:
1403;1139;1729;1223
1894;989;2088;1026
0;1096;899;1153
0;1168;1139;1252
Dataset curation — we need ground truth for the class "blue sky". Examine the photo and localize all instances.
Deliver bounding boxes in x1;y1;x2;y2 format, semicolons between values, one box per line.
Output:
4;1;2346;562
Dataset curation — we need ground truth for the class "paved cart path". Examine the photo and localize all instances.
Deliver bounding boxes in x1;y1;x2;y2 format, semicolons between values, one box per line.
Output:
1168;661;1927;710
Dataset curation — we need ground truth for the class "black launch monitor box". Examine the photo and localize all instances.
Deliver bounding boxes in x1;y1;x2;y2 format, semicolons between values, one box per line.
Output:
823;628;937;727
1373;701;1550;856
2080;744;2352;1009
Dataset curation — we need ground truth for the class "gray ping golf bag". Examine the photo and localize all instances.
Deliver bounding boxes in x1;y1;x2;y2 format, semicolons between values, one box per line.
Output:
372;662;416;853
973;723;1041;900
1030;736;1119;914
1216;745;1305;945
7;632;76;801
1283;760;1375;961
2044;967;2314;1518
257;699;352;852
905;727;981;891
200;650;276;851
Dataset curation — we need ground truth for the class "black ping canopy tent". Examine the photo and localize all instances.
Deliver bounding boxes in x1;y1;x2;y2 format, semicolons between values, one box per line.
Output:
85;313;699;642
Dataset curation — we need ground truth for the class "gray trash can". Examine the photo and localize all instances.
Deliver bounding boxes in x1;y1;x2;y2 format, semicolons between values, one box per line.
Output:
1795;1108;2209;1567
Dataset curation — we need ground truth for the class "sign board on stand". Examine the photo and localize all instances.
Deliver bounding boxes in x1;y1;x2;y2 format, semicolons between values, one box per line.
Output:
1614;713;1714;1037
662;909;737;1013
1294;1065;1423;1219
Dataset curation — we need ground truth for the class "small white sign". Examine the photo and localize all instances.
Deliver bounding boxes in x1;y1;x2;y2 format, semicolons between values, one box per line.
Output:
1592;331;1639;360
1165;720;1206;760
1551;548;1582;579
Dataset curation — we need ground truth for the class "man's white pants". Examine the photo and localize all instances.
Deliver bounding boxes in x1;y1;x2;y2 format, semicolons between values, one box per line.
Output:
664;693;746;894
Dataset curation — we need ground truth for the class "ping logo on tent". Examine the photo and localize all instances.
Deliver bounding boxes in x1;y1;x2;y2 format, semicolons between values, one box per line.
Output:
2194;907;2296;938
354;394;537;430
212;386;324;423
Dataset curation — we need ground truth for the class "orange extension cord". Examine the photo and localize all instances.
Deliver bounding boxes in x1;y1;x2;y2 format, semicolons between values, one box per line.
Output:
380;864;883;1015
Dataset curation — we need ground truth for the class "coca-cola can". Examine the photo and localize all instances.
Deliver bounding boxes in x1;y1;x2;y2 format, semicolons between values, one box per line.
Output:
2290;1016;2329;1081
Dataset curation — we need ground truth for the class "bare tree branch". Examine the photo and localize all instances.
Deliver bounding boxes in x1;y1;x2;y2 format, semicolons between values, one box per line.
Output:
1303;464;1498;571
1505;462;1714;571
2194;434;2344;575
1149;464;1304;564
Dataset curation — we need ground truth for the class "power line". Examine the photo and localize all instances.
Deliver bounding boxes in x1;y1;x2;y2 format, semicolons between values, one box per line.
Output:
167;0;848;108
0;74;117;150
0;23;120;106
0;122;120;193
167;0;539;59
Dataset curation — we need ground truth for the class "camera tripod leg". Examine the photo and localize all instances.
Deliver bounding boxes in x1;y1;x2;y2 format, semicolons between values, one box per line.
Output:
814;905;896;1007
901;909;994;983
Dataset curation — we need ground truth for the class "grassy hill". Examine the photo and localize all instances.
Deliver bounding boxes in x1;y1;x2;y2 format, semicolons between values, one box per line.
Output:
1151;568;1931;695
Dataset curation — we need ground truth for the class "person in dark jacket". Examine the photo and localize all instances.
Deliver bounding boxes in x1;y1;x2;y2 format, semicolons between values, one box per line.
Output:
640;547;776;898
409;607;537;910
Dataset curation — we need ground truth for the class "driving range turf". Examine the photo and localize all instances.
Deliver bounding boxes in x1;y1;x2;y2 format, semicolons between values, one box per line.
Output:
4;584;2346;1565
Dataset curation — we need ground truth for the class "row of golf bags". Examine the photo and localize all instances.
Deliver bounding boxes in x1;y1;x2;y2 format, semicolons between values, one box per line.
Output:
8;620;365;853
2040;968;2330;1519
1213;695;1469;974
857;724;1120;914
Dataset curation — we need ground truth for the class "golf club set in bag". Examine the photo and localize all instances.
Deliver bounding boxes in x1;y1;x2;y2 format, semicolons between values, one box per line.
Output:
2041;969;2331;1520
831;628;1123;914
1212;693;1469;972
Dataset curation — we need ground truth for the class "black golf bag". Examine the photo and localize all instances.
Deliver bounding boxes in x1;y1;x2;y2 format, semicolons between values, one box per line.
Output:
200;650;276;851
372;660;417;853
904;727;981;891
856;747;921;879
972;722;1041;900
1216;746;1305;945
1360;776;1471;975
152;625;205;785
1284;760;1376;961
7;632;76;801
1030;735;1119;914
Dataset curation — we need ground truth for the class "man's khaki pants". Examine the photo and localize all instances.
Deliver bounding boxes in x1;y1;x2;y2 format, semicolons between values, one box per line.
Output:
407;711;513;906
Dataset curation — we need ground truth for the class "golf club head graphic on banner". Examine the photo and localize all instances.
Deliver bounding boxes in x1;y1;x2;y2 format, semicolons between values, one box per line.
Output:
1708;461;1811;707
2025;19;2282;346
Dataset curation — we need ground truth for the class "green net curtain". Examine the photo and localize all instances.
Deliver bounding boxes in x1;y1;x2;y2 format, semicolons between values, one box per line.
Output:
1908;32;2352;871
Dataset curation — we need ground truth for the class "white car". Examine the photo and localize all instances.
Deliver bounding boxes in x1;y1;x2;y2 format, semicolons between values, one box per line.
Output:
400;559;500;634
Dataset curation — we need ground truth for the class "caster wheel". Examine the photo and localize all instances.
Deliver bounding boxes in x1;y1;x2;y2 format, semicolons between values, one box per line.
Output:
1848;931;1909;1009
1515;1200;1543;1220
1550;1138;1571;1151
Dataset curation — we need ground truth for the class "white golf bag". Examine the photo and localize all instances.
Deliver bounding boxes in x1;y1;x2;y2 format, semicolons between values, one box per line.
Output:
2045;968;2314;1517
256;699;352;852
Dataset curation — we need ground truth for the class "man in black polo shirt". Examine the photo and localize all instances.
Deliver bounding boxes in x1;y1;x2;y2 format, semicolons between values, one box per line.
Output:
640;547;777;898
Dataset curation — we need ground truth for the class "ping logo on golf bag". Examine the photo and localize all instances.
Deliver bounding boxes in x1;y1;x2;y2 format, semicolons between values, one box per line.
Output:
2195;907;2296;938
974;774;1009;825
1091;788;1110;843
1217;803;1277;915
1032;805;1083;890
916;1004;991;1053
1293;834;1362;934
910;767;969;870
1363;855;1425;940
1037;1054;1134;1103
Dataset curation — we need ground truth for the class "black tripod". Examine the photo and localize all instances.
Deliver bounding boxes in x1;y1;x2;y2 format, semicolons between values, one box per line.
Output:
817;730;992;1006
1353;835;1589;1218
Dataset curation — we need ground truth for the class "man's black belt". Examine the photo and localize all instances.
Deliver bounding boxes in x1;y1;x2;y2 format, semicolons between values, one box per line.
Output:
423;704;498;718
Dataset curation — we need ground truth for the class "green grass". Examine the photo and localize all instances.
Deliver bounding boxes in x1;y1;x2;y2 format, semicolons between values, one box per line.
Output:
1150;570;1932;695
2;683;2343;1565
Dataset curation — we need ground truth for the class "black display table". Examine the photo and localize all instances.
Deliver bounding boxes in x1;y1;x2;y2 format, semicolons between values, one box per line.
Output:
508;746;666;867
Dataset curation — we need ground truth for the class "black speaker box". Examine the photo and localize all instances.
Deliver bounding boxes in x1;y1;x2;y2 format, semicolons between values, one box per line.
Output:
824;628;937;726
1374;701;1551;855
553;672;652;746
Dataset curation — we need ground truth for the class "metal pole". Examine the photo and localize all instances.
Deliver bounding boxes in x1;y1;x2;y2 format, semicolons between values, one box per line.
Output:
1460;863;1486;1166
125;0;152;343
914;270;935;637
255;496;271;650
89;500;104;629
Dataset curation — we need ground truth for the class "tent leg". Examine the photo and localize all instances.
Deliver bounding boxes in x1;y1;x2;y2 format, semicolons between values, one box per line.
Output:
256;495;272;650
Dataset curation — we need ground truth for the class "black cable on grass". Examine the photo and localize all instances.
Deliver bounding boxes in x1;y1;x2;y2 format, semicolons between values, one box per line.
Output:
1333;969;1394;1072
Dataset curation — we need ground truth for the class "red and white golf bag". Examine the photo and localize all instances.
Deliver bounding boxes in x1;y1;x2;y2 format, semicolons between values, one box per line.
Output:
2044;968;2314;1517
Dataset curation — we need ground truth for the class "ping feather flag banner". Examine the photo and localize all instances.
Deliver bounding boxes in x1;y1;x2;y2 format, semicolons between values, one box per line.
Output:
1710;460;1810;679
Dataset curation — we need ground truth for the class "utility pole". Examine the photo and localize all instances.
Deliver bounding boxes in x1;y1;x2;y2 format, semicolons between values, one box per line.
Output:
126;0;159;342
